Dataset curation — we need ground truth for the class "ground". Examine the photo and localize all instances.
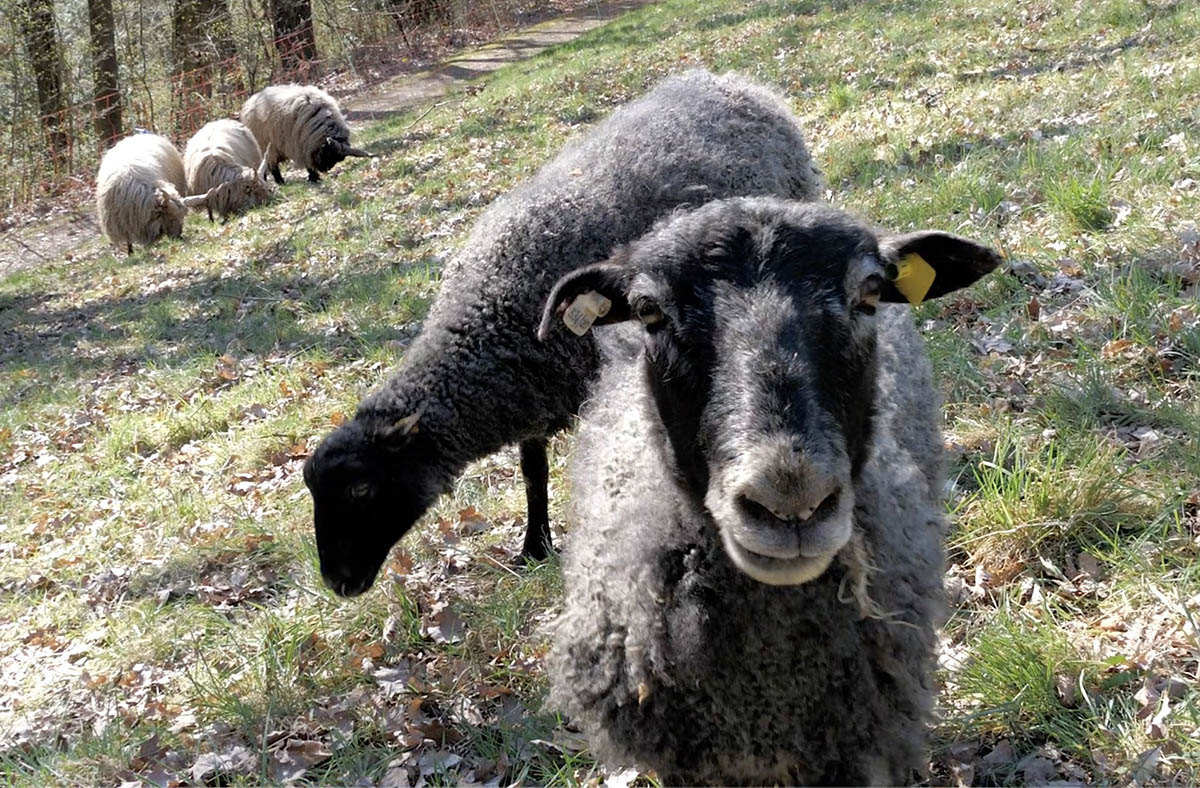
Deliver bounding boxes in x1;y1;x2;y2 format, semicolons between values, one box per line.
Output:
1;0;1199;785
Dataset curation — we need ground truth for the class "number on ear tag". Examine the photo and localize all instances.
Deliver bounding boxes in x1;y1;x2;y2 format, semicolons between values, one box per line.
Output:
562;291;612;336
890;253;937;305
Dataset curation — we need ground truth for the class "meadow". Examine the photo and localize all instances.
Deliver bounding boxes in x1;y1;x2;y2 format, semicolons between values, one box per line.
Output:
1;0;1198;783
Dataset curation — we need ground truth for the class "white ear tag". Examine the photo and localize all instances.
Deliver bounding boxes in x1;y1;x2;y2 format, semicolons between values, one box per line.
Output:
562;291;612;336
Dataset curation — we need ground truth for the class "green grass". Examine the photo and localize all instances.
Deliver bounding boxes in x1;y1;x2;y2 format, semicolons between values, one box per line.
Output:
2;0;1200;783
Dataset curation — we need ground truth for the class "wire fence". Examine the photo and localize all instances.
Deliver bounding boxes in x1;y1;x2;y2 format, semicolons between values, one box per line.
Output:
1;0;555;212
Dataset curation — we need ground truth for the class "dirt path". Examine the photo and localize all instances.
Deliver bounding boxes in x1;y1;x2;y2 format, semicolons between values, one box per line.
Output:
0;0;657;278
343;0;657;122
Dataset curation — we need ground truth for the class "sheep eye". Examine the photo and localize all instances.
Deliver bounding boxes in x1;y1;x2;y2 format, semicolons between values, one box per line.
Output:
347;481;373;501
635;300;665;329
855;275;883;316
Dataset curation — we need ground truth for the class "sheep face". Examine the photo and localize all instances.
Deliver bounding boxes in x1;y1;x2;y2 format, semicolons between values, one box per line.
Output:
152;188;188;242
541;198;999;586
303;418;444;597
313;136;370;177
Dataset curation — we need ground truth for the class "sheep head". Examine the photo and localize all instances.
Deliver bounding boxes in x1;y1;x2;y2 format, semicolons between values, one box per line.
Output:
541;198;999;586
314;135;371;174
182;167;274;221
153;186;187;240
303;405;446;597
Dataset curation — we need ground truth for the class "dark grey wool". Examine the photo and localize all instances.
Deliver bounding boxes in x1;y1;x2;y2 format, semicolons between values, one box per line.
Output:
544;198;1000;785
304;70;824;596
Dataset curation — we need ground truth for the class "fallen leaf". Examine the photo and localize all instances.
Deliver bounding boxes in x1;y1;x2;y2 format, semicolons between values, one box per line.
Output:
268;739;332;784
421;602;465;644
373;662;414;697
190;745;255;783
1102;338;1133;358
1129;746;1162;784
981;739;1015;768
1021;755;1057;784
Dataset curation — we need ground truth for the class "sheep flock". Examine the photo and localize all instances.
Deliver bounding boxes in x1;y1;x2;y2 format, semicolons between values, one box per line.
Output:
88;66;1007;784
94;84;368;253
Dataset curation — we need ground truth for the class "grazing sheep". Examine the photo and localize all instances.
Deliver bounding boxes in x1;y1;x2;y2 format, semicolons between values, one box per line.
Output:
541;197;1000;785
303;70;824;597
96;132;189;255
181;118;275;221
239;84;370;184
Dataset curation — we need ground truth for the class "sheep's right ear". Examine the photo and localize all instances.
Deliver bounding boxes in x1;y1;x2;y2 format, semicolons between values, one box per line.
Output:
538;254;634;341
182;194;208;209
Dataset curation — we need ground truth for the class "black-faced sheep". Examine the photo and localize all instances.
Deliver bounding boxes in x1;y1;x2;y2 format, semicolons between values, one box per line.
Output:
541;197;1000;785
181;118;275;221
95;132;189;255
303;70;824;597
239;84;370;184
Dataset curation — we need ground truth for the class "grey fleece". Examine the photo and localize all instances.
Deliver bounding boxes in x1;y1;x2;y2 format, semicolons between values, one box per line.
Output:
548;306;946;785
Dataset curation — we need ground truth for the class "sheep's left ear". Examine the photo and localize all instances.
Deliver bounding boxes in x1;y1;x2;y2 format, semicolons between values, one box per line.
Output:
537;251;634;341
258;143;274;180
878;231;1002;303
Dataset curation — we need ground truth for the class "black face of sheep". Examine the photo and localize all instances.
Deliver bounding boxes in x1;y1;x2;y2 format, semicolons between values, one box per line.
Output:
310;136;370;183
303;419;440;596
541;200;1000;586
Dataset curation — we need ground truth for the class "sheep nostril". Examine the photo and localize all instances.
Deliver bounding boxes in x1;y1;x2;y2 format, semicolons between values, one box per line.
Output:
737;495;784;524
737;487;840;525
809;488;841;522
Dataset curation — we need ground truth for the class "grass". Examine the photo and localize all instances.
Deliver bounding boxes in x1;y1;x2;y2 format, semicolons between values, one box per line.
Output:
2;0;1200;784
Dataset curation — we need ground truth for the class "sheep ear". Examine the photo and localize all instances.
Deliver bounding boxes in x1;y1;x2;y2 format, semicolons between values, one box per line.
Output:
377;401;427;443
258;144;274;180
344;144;372;158
878;231;1002;304
538;253;634;341
182;194;208;209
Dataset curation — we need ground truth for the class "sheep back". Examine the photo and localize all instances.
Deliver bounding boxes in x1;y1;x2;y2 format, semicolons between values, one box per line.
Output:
184;118;263;194
548;306;944;785
239;84;349;172
95;133;189;250
355;69;823;466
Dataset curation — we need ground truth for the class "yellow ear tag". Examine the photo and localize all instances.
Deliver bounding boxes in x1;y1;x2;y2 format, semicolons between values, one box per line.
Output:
890;253;937;305
562;291;612;336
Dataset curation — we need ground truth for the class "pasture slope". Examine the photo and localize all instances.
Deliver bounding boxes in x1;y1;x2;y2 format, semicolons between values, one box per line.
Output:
1;0;1198;784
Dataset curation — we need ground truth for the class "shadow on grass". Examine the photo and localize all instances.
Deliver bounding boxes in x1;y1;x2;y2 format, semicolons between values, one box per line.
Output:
0;256;437;410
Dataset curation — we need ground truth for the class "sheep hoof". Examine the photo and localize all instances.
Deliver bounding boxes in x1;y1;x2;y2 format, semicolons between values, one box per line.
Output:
517;543;558;567
307;169;321;183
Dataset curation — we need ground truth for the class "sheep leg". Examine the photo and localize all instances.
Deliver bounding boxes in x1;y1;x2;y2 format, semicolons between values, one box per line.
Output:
207;205;214;223
519;437;552;561
307;168;321;183
126;242;133;255
270;164;284;185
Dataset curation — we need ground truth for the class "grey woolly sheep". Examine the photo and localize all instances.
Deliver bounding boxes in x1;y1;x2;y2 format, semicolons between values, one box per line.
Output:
303;70;824;597
182;118;275;221
95;132;189;255
540;197;1001;785
239;84;370;184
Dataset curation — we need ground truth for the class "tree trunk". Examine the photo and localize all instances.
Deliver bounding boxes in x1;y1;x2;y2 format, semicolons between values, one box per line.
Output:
269;0;318;71
87;0;122;150
17;0;68;155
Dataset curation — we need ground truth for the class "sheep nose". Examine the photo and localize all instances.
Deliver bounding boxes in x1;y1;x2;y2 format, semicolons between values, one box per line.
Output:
735;471;840;525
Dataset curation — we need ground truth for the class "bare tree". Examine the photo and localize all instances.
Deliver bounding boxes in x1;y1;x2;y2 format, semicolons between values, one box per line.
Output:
269;0;318;71
87;0;122;149
17;0;67;155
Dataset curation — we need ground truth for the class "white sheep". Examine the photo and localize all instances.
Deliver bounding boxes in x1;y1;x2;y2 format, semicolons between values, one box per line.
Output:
541;197;1001;785
181;119;275;221
239;84;370;184
95;132;189;255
